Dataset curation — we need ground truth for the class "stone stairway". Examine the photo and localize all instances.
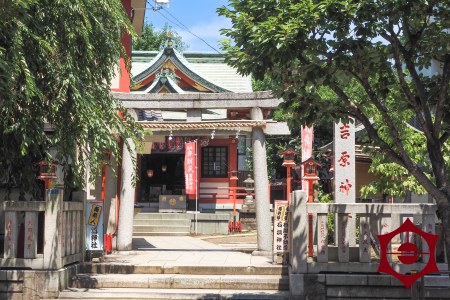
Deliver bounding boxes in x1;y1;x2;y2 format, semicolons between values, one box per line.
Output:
58;263;290;299
133;212;191;236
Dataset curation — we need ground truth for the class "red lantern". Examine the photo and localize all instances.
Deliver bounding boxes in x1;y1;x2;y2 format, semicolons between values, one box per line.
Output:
36;161;57;189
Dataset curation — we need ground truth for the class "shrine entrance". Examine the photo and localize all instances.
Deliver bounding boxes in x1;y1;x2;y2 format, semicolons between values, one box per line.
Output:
138;153;185;208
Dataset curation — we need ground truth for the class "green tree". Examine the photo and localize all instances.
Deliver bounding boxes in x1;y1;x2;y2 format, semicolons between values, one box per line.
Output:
133;23;188;52
219;0;450;266
0;0;142;199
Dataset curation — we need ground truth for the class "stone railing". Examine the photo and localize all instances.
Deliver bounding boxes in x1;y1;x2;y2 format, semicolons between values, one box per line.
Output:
289;190;443;275
1;189;84;270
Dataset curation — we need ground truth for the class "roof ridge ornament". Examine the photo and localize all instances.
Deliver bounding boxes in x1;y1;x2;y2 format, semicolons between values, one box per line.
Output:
155;66;177;82
167;31;173;48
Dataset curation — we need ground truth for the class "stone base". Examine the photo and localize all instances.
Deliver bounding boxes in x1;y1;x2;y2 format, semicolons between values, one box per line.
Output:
239;211;256;231
0;264;78;300
252;250;272;257
289;272;450;300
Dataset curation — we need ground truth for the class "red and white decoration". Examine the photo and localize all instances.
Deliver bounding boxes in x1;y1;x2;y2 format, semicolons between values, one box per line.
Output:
301;125;314;191
184;141;197;195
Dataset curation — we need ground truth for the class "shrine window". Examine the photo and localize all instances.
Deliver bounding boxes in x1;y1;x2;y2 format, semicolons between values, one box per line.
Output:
202;146;228;178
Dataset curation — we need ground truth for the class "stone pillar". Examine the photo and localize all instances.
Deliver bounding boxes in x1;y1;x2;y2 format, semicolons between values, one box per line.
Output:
250;107;272;255
289;190;308;299
333;119;356;246
106;155;118;235
44;189;63;269
4;211;18;258
117;109;137;251
290;190;308;273
117;136;136;251
24;212;38;259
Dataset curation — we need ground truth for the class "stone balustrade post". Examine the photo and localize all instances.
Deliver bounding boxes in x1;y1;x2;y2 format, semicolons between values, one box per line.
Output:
4;210;18;258
290;190;308;274
43;189;63;269
289;190;308;299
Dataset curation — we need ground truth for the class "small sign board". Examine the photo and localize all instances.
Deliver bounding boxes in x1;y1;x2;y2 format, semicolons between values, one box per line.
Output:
159;195;187;213
86;200;103;251
273;200;289;261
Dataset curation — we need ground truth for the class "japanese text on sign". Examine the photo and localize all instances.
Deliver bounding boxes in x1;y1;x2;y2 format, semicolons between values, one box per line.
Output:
184;141;197;195
273;201;289;254
333;120;356;203
86;200;103;251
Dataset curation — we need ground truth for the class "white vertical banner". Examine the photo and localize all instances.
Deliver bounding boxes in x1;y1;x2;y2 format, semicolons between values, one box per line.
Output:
333;120;356;203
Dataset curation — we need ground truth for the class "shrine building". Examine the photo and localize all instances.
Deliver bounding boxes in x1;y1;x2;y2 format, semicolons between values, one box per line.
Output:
91;37;291;250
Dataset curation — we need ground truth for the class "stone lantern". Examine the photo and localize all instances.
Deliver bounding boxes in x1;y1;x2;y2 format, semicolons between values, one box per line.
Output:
243;174;255;210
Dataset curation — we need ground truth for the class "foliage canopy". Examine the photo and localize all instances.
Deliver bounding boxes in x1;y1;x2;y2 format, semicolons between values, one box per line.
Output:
0;0;142;199
133;23;188;52
219;0;449;264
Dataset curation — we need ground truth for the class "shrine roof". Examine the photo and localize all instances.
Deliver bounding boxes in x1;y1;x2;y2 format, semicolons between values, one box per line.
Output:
131;49;252;93
131;0;147;36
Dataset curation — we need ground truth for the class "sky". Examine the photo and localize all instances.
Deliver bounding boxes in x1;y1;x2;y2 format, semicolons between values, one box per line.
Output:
144;0;230;53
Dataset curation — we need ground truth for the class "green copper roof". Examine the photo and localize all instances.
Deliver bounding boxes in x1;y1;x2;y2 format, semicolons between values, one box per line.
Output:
131;49;252;93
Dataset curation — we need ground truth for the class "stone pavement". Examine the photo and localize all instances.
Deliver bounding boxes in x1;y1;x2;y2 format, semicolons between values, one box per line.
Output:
101;235;273;268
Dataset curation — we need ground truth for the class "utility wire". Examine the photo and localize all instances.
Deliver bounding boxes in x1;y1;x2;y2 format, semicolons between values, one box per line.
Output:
161;8;222;54
146;1;222;54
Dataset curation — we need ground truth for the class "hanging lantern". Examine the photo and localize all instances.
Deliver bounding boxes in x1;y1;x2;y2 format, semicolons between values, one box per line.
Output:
162;165;167;172
147;169;154;178
230;170;238;181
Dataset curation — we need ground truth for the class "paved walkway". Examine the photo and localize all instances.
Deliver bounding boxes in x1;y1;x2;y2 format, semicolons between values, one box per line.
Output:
102;236;273;267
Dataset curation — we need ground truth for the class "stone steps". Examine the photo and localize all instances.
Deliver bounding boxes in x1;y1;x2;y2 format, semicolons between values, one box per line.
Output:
134;213;190;220
134;219;191;226
70;274;289;290
133;213;191;236
61;263;289;300
133;231;190;236
78;263;288;276
134;225;191;233
58;287;290;299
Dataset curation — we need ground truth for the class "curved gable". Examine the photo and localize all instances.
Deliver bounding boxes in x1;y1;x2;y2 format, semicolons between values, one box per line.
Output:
132;47;231;93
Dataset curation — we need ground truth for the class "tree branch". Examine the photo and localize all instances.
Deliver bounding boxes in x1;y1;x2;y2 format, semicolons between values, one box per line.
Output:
330;83;402;163
380;31;416;103
439;132;449;145
350;48;416;156
389;23;435;138
330;82;443;201
434;54;450;137
381;28;432;142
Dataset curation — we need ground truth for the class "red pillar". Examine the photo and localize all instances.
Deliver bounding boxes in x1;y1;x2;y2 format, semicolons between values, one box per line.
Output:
286;166;291;202
112;0;132;93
